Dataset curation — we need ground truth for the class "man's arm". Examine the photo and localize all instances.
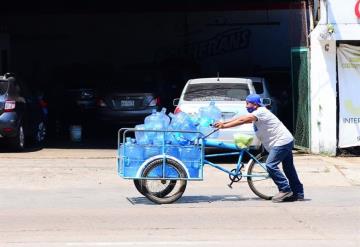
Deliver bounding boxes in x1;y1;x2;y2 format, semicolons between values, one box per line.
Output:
214;114;257;129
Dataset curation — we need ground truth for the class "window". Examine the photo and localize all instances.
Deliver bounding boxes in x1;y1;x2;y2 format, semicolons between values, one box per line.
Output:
184;83;250;101
253;81;264;94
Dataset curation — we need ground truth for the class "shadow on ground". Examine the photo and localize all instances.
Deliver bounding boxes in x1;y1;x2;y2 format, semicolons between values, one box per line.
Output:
126;195;263;205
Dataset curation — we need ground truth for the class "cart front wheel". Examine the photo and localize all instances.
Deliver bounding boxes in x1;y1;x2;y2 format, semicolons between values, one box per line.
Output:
141;158;187;204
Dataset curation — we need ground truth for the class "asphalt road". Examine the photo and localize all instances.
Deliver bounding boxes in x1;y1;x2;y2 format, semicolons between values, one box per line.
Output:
0;149;359;247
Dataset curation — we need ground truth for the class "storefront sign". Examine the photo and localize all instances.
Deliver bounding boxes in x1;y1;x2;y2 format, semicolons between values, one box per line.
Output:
337;44;360;147
155;28;251;61
355;0;360;18
327;0;360;23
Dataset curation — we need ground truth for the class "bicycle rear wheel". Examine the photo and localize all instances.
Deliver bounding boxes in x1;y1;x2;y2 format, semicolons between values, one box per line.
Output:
133;179;144;195
247;154;278;200
141;158;187;204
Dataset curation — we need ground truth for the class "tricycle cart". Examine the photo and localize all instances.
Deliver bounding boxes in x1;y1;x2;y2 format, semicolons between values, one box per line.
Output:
117;128;276;204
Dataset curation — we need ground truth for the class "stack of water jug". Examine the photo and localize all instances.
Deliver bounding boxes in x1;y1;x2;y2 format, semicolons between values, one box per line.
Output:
120;102;222;179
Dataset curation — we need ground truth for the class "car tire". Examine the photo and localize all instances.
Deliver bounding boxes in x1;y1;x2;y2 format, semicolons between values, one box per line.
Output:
9;124;25;151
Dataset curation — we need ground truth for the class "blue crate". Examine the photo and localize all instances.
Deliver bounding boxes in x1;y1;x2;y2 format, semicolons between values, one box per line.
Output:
118;143;203;179
117;128;204;180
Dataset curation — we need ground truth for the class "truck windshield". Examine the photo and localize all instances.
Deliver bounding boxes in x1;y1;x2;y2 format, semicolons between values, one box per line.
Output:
184;83;249;101
0;80;9;95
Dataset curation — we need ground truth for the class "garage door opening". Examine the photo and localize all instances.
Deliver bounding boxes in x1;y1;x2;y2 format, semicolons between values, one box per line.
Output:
0;1;309;148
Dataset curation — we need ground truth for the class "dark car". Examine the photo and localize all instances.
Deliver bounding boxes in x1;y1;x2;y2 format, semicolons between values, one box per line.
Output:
95;86;161;126
64;87;97;127
0;73;46;150
65;88;96;111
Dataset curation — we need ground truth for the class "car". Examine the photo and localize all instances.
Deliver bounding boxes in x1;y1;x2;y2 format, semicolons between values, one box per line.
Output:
173;77;271;149
64;87;97;127
95;85;162;126
0;73;47;150
44;83;97;138
65;88;96;111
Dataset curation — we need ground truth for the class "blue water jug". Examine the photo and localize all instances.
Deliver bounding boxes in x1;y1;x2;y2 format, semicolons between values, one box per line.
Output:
152;121;167;145
165;141;180;159
144;144;161;159
168;112;198;144
123;138;144;177
179;145;201;178
135;124;150;145
118;144;125;176
144;109;169;145
197;101;221;138
144;109;157;144
152;108;170;145
144;109;157;125
160;107;170;126
198;101;221;124
165;124;180;145
197;125;218;139
208;101;222;121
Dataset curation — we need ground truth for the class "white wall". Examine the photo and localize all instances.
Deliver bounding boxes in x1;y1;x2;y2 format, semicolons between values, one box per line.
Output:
310;35;337;155
310;0;360;155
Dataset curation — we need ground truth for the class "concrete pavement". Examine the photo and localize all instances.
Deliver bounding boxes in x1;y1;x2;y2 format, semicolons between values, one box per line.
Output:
0;148;359;247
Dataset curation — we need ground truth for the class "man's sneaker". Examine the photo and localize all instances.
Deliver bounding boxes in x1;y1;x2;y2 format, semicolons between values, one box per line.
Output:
272;191;293;203
296;194;305;201
284;194;305;202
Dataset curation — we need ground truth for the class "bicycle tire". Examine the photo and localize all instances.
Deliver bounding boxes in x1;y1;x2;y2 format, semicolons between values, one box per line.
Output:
141;158;187;204
133;179;177;197
133;179;144;195
247;153;277;200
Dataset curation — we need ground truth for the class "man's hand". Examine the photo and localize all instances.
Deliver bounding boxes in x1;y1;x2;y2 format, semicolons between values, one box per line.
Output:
214;122;224;129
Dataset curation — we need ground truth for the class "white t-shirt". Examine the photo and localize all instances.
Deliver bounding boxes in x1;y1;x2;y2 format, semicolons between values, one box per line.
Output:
251;107;293;152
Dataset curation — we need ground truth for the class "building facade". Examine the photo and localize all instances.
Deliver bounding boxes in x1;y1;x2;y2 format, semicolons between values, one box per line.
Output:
310;0;360;155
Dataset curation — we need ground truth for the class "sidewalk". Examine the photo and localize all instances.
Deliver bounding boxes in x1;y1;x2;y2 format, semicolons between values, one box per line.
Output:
294;154;360;186
0;148;360;187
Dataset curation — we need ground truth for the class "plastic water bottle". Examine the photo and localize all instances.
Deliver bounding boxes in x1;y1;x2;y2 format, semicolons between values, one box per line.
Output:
166;113;178;144
208;101;222;121
144;109;157;125
144;109;157;144
165;124;180;145
124;138;144;177
144;109;169;145
179;145;201;178
118;143;125;176
165;141;180;159
160;107;170;126
135;124;150;145
144;145;161;159
168;112;198;144
197;101;221;138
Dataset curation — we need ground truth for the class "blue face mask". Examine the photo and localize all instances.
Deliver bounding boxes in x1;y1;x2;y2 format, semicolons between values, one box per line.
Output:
246;106;256;113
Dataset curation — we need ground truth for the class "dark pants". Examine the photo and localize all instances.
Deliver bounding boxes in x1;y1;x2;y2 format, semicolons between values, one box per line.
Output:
266;141;304;196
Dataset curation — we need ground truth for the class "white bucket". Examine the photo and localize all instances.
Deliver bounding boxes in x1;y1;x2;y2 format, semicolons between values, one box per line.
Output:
69;125;82;142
